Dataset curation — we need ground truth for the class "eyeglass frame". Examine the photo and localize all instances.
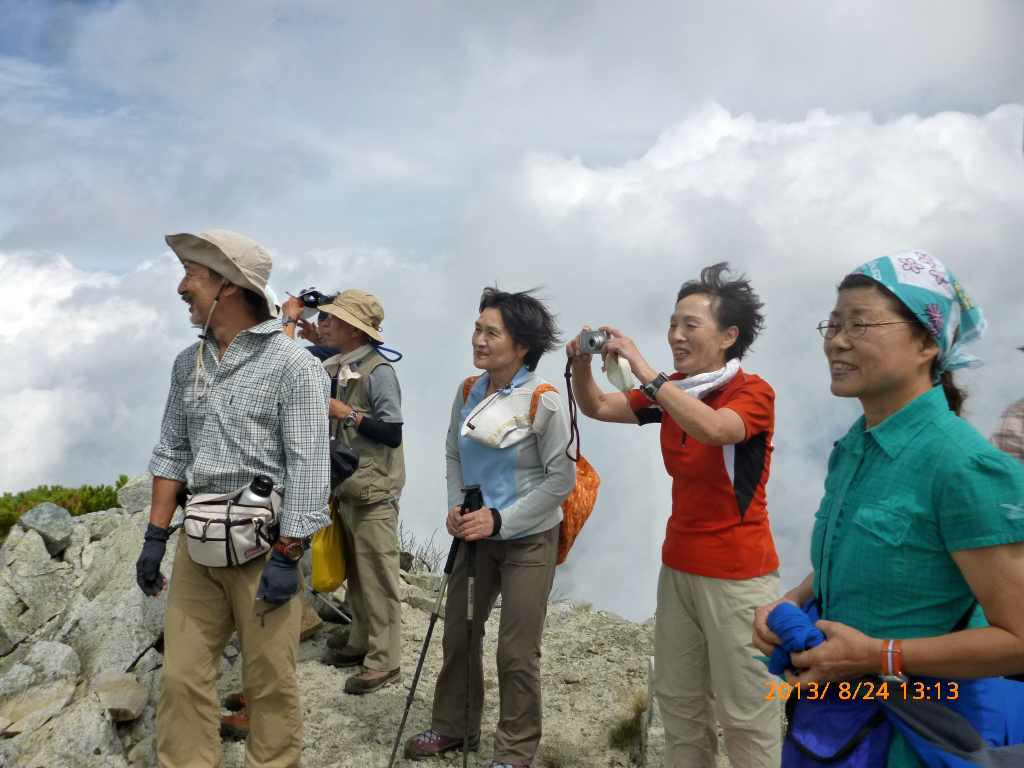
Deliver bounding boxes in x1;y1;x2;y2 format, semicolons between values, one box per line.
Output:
817;319;919;339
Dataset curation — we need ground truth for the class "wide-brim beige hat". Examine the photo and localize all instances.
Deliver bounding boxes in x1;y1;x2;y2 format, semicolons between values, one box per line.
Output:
165;230;279;319
320;289;384;344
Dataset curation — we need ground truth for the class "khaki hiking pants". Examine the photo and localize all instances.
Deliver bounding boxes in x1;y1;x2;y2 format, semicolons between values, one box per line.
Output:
431;524;558;767
338;496;402;671
157;541;303;768
654;564;781;768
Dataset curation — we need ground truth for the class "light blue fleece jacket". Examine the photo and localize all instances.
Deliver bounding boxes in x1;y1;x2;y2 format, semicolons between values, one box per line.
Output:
445;366;576;539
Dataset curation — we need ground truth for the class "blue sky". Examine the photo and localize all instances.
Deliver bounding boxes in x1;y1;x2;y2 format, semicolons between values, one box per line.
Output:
1;0;1022;617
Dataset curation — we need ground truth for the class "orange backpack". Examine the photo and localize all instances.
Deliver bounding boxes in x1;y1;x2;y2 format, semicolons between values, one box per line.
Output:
461;376;600;565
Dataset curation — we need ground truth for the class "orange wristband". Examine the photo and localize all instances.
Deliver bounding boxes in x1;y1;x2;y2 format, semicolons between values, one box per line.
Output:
881;639;903;677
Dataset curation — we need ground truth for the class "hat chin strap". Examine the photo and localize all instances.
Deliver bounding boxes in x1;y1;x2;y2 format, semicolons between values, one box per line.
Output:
194;281;227;399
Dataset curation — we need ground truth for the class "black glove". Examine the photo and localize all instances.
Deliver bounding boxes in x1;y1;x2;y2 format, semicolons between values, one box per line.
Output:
136;524;171;596
256;550;300;605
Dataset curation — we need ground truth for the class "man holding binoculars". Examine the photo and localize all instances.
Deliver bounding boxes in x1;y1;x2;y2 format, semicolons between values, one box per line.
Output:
283;288;407;695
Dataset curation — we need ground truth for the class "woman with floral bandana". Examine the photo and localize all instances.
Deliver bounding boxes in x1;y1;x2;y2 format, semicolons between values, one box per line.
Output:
753;252;1024;767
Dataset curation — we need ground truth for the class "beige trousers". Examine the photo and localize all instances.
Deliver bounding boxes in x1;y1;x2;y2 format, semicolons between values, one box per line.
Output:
654;564;781;768
157;540;303;768
432;525;558;766
337;497;402;671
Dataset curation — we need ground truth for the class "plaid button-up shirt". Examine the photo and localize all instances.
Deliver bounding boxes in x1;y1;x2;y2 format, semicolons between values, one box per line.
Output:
991;397;1024;465
149;319;331;538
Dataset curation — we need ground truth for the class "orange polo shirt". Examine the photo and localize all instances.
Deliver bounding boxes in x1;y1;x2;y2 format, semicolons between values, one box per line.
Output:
629;369;779;580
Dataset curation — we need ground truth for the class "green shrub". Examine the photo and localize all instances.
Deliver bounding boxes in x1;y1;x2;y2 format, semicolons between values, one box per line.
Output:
0;475;130;541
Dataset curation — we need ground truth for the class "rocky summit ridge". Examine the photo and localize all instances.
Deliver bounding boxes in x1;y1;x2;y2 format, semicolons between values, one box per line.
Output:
0;474;676;767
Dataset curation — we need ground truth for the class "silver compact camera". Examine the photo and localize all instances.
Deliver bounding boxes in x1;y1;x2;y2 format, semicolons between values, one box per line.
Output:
579;329;608;354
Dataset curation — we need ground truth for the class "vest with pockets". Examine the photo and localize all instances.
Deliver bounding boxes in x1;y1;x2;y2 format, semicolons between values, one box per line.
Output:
331;351;406;505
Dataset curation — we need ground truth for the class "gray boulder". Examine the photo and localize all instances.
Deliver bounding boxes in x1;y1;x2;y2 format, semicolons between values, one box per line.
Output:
1;530;74;639
0;664;36;700
127;736;156;768
17;503;74;556
0;678;75;737
73;510;125;542
0;527;25;566
0;581;29;657
63;524;90;575
94;670;147;723
25;641;80;683
6;696;128;768
61;511;178;682
117;473;153;515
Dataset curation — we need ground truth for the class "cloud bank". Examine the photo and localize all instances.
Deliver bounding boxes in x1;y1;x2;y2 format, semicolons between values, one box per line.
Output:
3;103;1022;620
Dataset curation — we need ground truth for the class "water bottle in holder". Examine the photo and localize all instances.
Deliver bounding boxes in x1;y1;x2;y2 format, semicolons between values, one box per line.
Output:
237;475;274;508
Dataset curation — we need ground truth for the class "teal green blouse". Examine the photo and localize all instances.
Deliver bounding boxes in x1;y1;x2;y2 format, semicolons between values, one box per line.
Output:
810;386;1024;767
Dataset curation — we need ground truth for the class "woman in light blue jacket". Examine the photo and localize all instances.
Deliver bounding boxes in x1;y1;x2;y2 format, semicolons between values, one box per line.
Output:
405;287;575;768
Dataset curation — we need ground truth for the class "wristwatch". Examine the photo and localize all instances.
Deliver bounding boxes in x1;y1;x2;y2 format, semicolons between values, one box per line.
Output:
273;540;304;561
640;373;670;400
281;315;297;326
343;411;359;428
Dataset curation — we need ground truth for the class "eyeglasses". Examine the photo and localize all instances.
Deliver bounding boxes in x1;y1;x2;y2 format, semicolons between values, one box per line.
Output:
817;319;918;339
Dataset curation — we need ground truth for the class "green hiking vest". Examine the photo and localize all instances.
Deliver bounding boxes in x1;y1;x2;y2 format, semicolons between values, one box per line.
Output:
327;350;406;505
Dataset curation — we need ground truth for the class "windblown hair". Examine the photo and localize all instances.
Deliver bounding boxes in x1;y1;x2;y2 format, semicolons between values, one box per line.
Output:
837;273;966;416
676;262;765;361
206;267;271;323
478;286;561;371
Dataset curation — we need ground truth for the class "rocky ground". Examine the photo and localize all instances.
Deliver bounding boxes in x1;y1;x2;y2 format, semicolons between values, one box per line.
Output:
0;473;733;768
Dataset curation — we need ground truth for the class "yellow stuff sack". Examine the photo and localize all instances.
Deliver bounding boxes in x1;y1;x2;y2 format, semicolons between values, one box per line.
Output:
311;500;345;592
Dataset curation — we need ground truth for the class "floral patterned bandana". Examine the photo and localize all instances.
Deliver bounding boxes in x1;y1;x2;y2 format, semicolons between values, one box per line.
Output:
849;250;986;378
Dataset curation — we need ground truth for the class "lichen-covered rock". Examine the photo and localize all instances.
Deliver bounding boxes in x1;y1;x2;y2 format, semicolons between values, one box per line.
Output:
116;473;153;516
25;641;80;683
61;512;177;682
63;524;91;576
17;503;74;556
0;527;26;567
1;530;73;637
0;664;35;701
6;696;128;768
73;509;126;543
0;581;29;658
0;678;75;736
132;648;162;677
127;735;156;767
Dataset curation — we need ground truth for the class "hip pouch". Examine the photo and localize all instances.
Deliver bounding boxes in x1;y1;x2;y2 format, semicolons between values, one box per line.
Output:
784;688;891;768
184;487;282;568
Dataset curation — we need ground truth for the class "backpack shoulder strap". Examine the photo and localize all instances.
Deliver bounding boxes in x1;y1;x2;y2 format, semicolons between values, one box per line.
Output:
530;383;559;423
462;376;481;403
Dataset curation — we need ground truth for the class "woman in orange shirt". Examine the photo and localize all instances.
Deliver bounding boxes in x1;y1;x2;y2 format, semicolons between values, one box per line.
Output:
568;263;780;768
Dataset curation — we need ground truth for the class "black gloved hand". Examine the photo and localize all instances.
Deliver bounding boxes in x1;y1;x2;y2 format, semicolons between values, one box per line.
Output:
136;524;171;596
256;550;300;605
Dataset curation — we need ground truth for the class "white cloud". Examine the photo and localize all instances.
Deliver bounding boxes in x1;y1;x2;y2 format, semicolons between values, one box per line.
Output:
2;103;1022;620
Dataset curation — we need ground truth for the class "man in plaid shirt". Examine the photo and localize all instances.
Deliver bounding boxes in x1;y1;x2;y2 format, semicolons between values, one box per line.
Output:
136;230;330;768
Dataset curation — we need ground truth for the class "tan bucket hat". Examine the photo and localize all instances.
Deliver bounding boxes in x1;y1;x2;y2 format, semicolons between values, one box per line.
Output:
319;290;385;344
165;230;278;319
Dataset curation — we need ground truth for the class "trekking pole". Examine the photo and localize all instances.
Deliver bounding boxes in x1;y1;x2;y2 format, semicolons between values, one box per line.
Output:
386;536;461;768
461;485;484;768
386;484;482;768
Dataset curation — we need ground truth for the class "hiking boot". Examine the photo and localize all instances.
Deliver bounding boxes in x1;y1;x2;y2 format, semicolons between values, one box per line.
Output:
323;645;366;668
344;666;401;695
325;628;351;650
223;692;245;712
404;728;480;760
220;709;249;740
